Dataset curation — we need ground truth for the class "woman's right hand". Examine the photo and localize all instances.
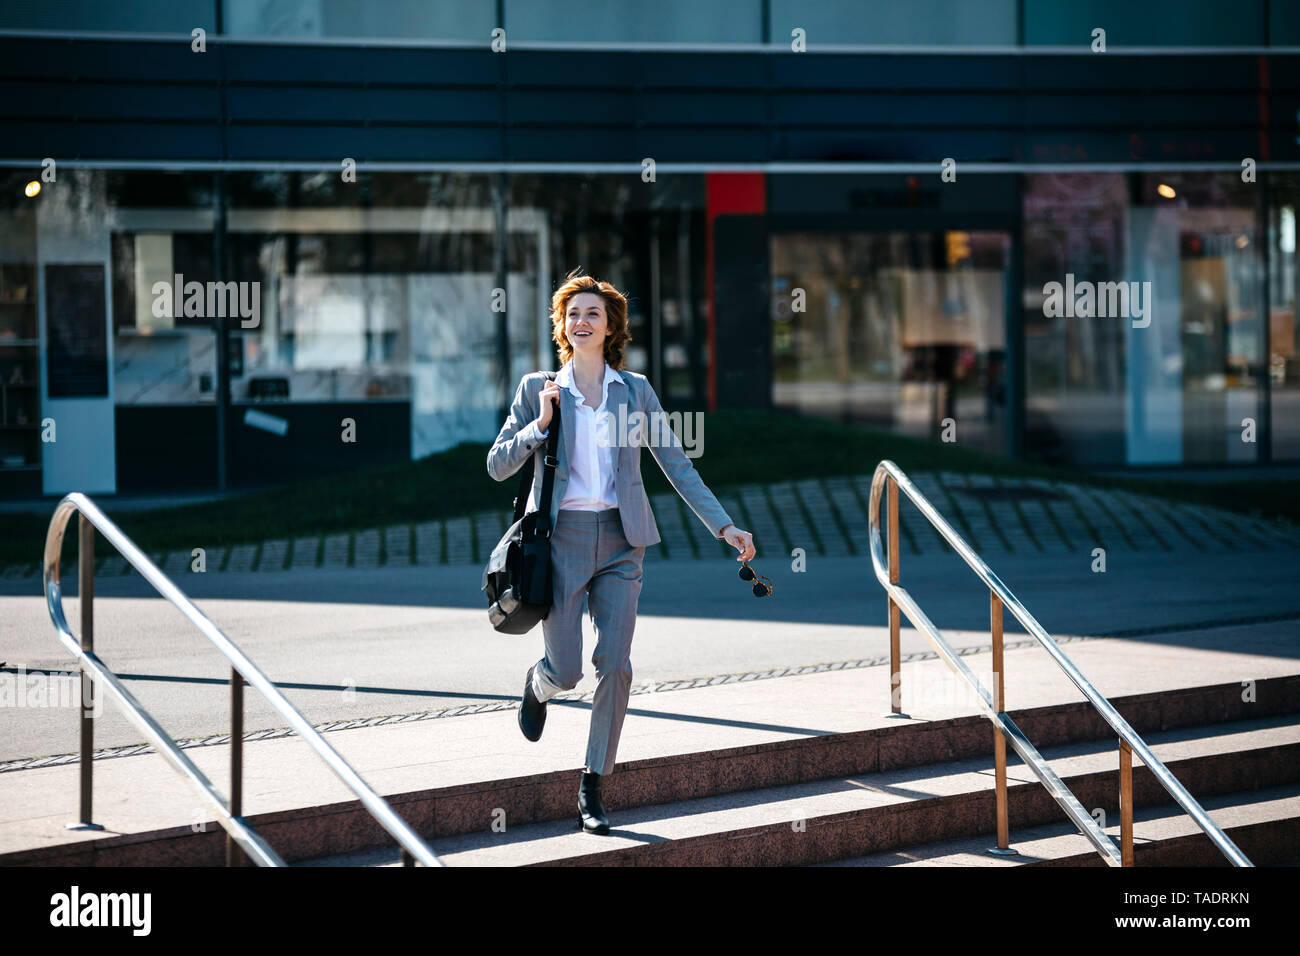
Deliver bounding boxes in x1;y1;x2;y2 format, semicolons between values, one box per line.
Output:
535;379;561;432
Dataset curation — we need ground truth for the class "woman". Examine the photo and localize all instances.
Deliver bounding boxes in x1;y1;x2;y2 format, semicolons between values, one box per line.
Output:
486;268;756;834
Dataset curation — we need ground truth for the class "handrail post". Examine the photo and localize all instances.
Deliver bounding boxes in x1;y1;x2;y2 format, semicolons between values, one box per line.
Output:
885;476;908;718
1119;738;1134;866
228;666;244;867
66;513;103;832
988;591;1017;856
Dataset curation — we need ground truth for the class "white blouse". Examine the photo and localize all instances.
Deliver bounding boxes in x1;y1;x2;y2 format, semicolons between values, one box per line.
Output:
524;360;621;511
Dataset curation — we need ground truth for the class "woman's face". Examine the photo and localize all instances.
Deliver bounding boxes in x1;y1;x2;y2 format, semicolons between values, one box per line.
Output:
564;292;611;358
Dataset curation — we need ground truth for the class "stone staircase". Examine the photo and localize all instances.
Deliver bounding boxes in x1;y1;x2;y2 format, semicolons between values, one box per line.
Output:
9;676;1295;867
296;678;1300;867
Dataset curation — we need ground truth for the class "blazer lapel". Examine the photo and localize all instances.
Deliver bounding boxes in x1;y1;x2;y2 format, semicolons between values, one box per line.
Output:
559;380;578;478
608;374;629;479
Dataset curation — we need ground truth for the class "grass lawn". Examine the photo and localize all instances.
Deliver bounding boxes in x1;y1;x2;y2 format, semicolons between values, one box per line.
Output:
5;407;1296;568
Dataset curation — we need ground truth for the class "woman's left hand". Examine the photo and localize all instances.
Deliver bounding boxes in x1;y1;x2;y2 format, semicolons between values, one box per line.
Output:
721;525;756;562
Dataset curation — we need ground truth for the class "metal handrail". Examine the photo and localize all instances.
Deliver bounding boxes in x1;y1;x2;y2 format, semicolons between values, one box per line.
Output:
43;492;441;867
867;461;1251;867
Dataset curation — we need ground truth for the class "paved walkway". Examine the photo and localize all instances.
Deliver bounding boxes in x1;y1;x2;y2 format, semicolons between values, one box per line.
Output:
6;542;1297;765
5;471;1295;581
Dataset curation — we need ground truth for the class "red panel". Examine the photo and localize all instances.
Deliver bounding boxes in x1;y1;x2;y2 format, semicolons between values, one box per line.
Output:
707;171;767;217
705;172;766;410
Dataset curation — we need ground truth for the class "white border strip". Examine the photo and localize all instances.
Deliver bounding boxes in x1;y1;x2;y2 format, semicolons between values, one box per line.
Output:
0;159;1290;174
0;28;1296;56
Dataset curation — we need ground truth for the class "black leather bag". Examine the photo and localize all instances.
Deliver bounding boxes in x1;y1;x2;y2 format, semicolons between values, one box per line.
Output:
482;387;562;634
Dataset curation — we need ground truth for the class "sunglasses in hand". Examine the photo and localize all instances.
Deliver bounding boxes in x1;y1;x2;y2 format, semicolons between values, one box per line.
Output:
738;559;773;598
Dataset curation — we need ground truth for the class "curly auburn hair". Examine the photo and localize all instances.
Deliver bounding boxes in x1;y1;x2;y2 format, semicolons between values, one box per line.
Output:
549;267;631;369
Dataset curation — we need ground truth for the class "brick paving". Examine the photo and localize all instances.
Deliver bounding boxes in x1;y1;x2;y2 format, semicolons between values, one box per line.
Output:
6;472;1295;580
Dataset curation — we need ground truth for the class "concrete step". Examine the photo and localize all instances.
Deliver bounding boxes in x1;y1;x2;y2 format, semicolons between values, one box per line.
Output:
307;786;1300;869
821;783;1300;867
9;675;1298;867
298;714;1300;866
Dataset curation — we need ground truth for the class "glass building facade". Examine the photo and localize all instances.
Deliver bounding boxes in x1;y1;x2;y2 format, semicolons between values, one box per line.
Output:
0;168;715;491
1;1;1297;495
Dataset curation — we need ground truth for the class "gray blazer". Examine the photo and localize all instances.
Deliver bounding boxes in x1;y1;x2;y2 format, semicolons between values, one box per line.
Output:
486;368;733;548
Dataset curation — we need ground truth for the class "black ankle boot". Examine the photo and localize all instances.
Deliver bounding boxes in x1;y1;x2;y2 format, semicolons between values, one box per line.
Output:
577;770;610;834
518;663;546;742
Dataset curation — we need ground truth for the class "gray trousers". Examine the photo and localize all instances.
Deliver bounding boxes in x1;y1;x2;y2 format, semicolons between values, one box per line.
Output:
530;508;645;776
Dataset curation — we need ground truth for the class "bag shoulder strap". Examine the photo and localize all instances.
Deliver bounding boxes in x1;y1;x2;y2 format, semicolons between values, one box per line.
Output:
511;372;561;530
535;374;561;536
